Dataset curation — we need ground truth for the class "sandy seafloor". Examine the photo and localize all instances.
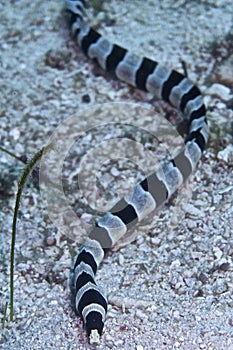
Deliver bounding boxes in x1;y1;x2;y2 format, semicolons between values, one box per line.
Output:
0;0;233;349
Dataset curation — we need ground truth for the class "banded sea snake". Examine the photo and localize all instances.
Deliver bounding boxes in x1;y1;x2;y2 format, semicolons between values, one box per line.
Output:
65;0;209;344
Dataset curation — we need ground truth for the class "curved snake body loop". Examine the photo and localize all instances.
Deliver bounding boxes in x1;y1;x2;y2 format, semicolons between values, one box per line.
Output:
66;0;209;344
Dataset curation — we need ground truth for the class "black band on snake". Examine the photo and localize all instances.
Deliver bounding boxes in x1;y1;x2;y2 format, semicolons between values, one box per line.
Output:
65;0;209;344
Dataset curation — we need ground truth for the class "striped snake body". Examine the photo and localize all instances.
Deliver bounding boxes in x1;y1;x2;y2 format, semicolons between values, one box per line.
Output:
66;0;209;344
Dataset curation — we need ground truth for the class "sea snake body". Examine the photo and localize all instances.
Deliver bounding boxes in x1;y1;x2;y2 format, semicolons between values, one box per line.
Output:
65;0;209;344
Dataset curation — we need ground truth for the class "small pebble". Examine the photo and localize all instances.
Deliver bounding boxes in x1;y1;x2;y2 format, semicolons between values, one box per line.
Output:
80;213;93;223
136;346;144;350
173;310;180;320
136;309;145;320
82;94;91;103
213;246;223;260
9;127;20;140
206;83;232;101
151;237;161;246
110;167;120;176
36;289;45;298
46;236;56;246
185;204;204;217
217;144;233;164
118;253;125;266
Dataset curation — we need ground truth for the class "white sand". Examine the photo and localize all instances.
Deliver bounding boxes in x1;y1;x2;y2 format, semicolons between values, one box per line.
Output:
0;1;233;349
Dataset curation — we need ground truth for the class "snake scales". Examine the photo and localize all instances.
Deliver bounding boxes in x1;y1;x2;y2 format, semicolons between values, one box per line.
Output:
65;0;209;344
